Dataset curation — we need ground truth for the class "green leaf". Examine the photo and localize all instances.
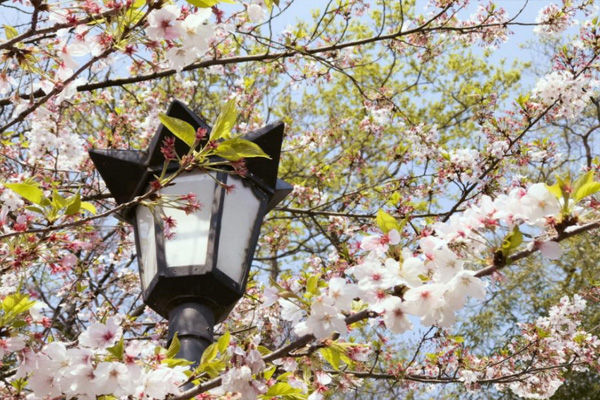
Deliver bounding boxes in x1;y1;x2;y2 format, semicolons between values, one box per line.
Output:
516;93;530;108
12;320;28;328
106;337;124;361
201;364;220;378
64;192;82;216
214;138;270;161
276;372;292;382
425;352;439;363
449;335;465;344
265;383;302;396
574;182;600;202
162;358;194;367
1;293;35;314
572;171;594;195
302;364;311;383
573;171;600;202
52;190;67;209
166;333;180;359
306;274;319;295
4;25;18;40
501;226;523;256
197;359;226;378
184;0;234;7
339;351;354;366
577;181;600;200
200;343;218;365
545;182;562;200
80;202;97;215
1;294;37;324
3;182;47;206
257;345;272;356
159;113;196;148
25;205;46;215
11;378;28;392
319;347;341;370
217;331;230;353
535;326;551;339
210;99;237;141
376;209;401;234
554;175;570;208
263;365;277;381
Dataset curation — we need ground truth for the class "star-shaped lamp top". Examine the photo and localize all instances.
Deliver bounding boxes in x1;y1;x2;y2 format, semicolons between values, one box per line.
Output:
89;100;292;221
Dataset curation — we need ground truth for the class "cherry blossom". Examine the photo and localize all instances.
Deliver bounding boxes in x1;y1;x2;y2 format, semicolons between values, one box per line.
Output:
296;301;347;339
538;240;564;260
78;317;123;349
143;366;189;398
522;183;562;223
0;336;25;358
360;228;400;255
381;296;413;333
326;277;359;311
247;4;266;23
444;270;487;310
146;5;182;41
0;73;16;95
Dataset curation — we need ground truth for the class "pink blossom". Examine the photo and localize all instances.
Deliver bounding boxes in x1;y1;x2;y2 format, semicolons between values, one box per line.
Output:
350;259;397;292
326;277;359;311
60;252;78;269
403;283;447;324
381;297;413;333
0;336;25;358
444;270;487;310
93;362;133;397
539;240;563;260
146;5;182;41
0;73;16;95
360;229;400;255
247;4;266;23
78;317;122;349
297;302;347;339
523;183;560;222
143;365;188;398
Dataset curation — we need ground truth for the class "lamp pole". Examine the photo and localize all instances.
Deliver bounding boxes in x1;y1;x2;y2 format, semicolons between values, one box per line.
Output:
168;302;214;367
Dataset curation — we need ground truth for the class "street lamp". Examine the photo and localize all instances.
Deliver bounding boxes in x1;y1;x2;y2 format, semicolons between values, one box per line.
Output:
89;100;291;365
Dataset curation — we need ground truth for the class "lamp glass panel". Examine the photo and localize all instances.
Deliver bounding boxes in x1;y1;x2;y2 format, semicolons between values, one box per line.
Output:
160;171;216;270
216;177;263;283
136;206;157;291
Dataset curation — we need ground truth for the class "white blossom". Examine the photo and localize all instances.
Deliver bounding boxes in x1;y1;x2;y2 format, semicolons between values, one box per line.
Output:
539;240;563;260
78;318;122;350
247;4;266;23
146;5;182;41
381;297;413;334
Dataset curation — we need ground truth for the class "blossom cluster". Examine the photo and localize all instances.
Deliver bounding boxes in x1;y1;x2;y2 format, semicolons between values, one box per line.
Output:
26;105;87;170
146;6;216;72
532;70;599;120
220;343;266;399
19;317;189;400
458;3;511;48
501;294;600;398
397;295;599;399
533;3;576;36
284;182;565;341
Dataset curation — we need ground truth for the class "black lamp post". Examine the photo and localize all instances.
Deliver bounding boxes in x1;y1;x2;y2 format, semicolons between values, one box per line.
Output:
89;100;291;365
